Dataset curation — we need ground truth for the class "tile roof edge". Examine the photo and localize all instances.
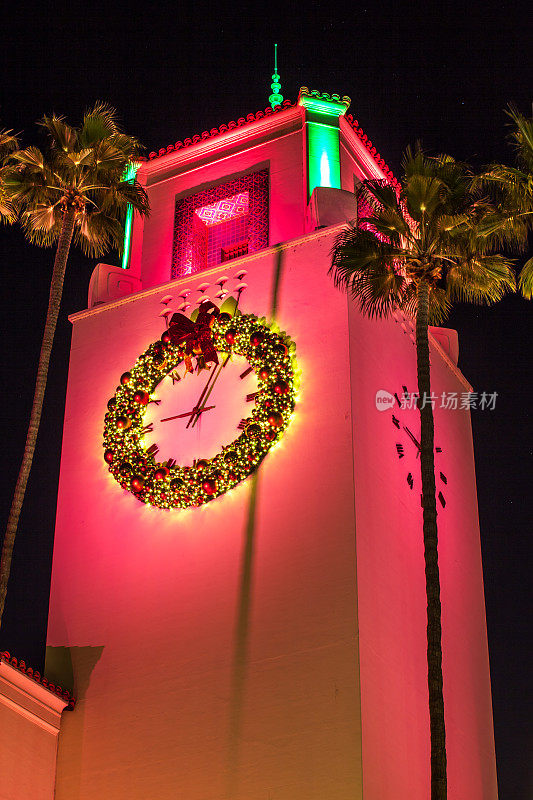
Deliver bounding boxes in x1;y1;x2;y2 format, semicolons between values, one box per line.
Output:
143;99;295;163
0;650;76;709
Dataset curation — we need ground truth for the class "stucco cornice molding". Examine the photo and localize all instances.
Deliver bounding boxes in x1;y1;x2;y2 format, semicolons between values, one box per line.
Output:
0;660;68;736
140;106;303;185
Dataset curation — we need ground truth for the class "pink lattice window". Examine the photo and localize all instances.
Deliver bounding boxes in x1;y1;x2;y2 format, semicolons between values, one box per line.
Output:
172;170;269;278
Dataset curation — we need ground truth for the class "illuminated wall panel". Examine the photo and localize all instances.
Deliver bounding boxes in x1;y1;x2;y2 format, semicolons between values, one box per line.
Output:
306;121;341;197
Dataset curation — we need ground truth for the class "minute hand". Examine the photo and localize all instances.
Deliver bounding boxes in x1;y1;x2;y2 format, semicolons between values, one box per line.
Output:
189;353;231;428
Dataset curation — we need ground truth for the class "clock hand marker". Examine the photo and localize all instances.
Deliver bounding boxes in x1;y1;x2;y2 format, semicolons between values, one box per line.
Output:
187;293;244;429
191;353;231;428
403;425;422;452
161;405;215;423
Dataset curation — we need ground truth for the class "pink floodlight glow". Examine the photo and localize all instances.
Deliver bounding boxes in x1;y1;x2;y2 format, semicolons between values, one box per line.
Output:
194;191;249;227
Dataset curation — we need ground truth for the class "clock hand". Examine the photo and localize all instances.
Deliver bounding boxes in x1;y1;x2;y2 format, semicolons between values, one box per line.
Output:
189;353;231;428
403;425;422;453
160;405;216;423
184;359;222;429
186;292;244;429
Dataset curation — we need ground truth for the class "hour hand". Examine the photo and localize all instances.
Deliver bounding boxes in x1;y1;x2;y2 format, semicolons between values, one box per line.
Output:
160;405;215;423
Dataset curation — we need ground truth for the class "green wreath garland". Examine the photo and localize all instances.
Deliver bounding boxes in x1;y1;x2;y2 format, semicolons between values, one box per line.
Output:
103;311;298;508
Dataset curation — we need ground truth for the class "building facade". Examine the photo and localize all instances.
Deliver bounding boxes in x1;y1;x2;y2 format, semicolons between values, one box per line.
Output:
44;88;498;799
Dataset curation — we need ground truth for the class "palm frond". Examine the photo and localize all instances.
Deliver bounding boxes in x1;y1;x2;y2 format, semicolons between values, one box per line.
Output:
446;254;515;304
40;114;77;152
0;129;19;161
9;105;149;256
518;256;533;299
404;174;446;220
75;211;124;257
79;102;119;146
506;105;533;172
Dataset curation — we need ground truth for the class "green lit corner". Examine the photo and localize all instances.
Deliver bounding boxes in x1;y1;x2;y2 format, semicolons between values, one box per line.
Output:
307;121;341;197
121;162;139;270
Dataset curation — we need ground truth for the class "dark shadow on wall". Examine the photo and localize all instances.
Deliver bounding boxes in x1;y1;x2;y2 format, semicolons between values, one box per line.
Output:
46;645;104;800
225;245;286;798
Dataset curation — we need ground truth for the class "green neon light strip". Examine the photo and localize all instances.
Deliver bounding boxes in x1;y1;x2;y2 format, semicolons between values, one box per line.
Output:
121;162;139;270
307;121;341;197
299;95;348;117
121;204;134;269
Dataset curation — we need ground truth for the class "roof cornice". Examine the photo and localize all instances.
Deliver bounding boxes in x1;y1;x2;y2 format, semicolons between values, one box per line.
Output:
139;103;302;183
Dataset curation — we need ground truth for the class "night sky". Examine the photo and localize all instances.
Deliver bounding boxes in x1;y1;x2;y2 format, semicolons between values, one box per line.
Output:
1;1;531;797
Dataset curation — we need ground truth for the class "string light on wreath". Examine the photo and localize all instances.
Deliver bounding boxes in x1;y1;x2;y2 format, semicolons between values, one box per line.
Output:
103;309;298;509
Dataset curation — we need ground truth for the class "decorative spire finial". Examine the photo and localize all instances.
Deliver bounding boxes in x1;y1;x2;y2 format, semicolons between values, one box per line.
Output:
268;43;283;109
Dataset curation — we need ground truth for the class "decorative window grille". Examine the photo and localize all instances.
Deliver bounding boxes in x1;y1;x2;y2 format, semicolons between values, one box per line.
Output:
172;169;269;278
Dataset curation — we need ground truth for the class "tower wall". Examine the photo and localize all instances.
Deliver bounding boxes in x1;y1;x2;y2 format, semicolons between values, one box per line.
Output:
48;230;364;799
347;304;498;798
48;226;496;799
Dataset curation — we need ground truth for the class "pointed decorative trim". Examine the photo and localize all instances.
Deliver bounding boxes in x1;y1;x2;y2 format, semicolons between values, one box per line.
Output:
298;86;351;116
268;43;284;109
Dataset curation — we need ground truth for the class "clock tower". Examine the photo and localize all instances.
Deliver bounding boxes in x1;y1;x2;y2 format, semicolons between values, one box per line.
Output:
45;88;498;799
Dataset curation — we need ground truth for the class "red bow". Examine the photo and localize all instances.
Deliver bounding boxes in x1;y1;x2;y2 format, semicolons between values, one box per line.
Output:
167;301;220;371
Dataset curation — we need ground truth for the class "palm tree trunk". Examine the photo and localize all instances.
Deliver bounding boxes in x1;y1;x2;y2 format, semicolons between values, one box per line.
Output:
0;207;77;629
416;279;447;800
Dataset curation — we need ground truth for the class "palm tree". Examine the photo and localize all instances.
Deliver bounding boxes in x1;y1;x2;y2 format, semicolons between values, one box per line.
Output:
476;106;533;297
0;104;149;629
329;147;515;800
0;129;19;222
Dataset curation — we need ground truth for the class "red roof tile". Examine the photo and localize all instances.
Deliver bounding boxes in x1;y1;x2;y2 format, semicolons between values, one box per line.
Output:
143;98;398;186
146;99;295;161
0;650;76;709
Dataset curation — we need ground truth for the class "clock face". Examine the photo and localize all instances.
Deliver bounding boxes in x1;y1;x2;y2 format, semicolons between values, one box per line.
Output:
391;385;447;508
142;354;258;466
103;309;297;509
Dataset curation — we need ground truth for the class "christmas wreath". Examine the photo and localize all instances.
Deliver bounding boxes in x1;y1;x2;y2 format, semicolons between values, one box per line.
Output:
103;308;297;508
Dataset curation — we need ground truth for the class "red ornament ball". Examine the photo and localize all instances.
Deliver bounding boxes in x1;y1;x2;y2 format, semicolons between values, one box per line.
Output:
133;390;149;405
131;475;145;492
202;478;217;496
170;478;184;490
224;328;237;345
116;415;132;430
153;354;166;369
104;449;114;464
245;422;261;439
218;312;232;324
161;331;171;345
273;343;288;356
273;379;289;395
258;367;270;381
120;371;132;385
267;411;283;428
224;451;237;464
265;429;277;442
250;329;265;347
154;467;170;480
119;462;132;476
196;459;208;472
107;397;116;411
